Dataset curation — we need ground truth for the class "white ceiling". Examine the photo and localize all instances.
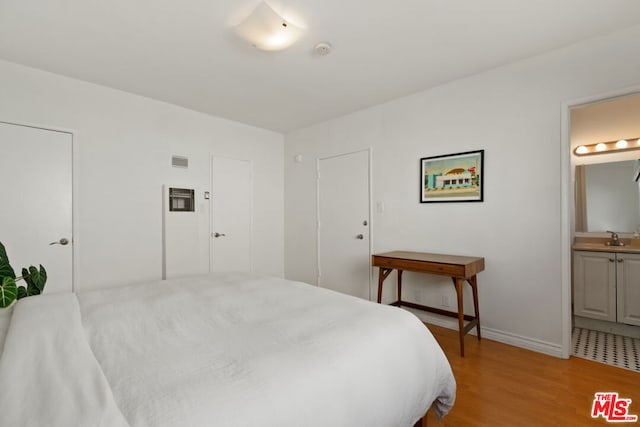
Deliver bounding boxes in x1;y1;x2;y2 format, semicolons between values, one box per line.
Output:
1;0;640;133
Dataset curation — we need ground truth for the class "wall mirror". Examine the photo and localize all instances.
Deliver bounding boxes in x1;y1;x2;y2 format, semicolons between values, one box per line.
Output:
575;160;640;233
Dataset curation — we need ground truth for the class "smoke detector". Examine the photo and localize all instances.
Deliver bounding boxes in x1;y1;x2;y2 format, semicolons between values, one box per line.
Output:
314;42;332;56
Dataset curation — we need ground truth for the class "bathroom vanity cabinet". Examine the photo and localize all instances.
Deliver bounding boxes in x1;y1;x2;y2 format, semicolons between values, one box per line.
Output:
573;250;640;326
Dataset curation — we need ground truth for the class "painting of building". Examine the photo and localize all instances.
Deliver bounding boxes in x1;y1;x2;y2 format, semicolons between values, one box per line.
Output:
421;150;483;202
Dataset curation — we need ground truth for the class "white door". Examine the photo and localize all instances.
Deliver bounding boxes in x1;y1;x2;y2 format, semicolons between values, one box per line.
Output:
318;150;371;299
0;122;73;294
210;156;252;272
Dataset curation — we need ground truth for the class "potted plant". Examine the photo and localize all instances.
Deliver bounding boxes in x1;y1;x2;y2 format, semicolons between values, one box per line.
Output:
0;242;47;308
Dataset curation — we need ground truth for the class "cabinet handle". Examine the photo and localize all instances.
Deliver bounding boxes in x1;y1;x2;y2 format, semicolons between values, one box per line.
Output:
618;259;623;263
609;258;614;262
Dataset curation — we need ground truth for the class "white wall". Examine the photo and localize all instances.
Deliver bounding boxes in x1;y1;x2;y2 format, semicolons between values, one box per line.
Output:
284;24;640;355
0;59;284;291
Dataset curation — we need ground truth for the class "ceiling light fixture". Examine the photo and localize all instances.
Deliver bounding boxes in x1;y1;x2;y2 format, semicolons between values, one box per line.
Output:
234;2;303;51
573;136;640;156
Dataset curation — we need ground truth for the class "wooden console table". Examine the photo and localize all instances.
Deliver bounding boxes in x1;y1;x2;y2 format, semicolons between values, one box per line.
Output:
372;251;484;357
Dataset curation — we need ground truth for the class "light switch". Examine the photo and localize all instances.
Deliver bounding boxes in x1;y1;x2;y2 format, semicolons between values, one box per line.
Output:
376;202;385;213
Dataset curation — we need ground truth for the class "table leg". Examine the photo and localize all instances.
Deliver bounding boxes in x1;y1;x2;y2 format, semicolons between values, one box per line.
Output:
397;269;403;305
377;267;384;304
377;267;393;303
453;277;465;357
468;275;481;340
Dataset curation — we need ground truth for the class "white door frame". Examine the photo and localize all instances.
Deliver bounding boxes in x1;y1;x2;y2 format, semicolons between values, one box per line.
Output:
0;120;78;292
560;85;640;358
316;148;373;299
209;154;254;273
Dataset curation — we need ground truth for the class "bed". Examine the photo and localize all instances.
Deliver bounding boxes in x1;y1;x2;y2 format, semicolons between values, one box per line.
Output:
0;272;455;427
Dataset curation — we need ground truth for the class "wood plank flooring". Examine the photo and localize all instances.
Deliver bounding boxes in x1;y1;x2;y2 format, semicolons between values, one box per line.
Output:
422;324;640;427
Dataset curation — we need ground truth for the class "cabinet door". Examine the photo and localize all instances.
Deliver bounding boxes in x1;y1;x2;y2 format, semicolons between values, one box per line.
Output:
573;251;616;321
617;252;640;326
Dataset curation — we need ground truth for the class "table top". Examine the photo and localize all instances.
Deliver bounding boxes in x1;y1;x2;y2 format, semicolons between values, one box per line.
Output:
373;251;483;265
372;251;484;278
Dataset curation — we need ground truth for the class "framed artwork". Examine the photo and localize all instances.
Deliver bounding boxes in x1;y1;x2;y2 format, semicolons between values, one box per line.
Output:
420;150;484;203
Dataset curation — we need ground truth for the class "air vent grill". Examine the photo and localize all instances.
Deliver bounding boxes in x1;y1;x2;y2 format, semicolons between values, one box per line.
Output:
172;155;188;168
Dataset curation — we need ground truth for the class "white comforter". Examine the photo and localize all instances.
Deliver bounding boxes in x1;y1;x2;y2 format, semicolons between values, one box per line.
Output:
0;273;455;427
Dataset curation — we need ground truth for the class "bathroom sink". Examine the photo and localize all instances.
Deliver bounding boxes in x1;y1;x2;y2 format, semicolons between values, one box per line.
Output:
605;241;625;247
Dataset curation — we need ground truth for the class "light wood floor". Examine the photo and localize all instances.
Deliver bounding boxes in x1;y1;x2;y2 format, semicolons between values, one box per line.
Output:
421;324;640;427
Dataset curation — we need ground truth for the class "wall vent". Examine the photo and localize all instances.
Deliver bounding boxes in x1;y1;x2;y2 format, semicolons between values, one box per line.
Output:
172;155;188;168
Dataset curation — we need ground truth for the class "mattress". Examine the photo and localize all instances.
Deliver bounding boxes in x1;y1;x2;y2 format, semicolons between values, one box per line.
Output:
0;272;455;426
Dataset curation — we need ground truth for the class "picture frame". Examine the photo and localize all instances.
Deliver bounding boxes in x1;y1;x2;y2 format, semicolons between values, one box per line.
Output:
420;150;484;203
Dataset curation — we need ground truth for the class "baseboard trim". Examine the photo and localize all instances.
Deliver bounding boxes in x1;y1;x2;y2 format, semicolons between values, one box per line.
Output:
402;307;564;358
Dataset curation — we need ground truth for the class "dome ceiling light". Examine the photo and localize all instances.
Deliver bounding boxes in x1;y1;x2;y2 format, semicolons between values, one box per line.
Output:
234;2;304;52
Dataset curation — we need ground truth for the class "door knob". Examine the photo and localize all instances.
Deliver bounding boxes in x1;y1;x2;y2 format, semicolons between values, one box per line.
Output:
213;232;226;238
50;238;69;246
356;234;364;240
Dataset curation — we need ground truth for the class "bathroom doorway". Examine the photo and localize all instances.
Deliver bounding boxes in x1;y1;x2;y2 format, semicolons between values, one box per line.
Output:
565;91;640;372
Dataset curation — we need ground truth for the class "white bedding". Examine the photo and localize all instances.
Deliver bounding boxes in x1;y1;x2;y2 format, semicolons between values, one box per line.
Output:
0;304;12;355
0;293;128;426
0;272;455;427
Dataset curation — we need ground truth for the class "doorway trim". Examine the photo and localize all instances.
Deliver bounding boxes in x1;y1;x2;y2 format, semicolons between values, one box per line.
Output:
0;119;78;292
316;148;373;299
560;85;640;358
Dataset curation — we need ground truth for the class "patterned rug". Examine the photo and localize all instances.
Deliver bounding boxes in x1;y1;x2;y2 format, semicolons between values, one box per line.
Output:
572;327;640;373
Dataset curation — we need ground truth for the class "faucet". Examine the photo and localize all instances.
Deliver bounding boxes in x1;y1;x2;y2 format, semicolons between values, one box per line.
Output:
606;230;625;246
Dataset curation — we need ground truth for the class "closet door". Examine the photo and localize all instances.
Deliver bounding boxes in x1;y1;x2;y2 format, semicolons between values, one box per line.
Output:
0;122;73;293
210;156;253;272
317;150;371;300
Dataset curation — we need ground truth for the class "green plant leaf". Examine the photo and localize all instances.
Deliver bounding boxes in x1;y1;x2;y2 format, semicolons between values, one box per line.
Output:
17;285;27;300
34;265;47;292
21;267;37;296
23;265;46;296
22;267;33;287
0;276;17;308
0;241;16;279
0;243;47;304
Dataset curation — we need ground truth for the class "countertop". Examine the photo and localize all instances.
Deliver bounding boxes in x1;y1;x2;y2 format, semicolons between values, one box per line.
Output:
573;237;640;254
